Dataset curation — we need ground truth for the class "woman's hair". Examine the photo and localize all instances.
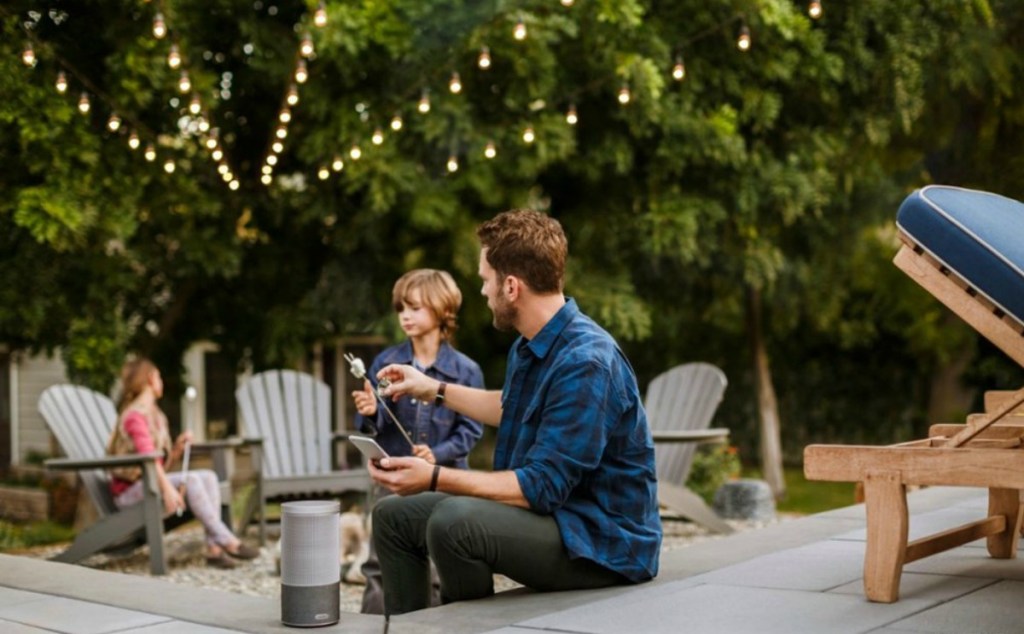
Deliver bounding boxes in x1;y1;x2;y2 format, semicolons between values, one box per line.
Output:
476;209;567;294
118;357;158;413
391;269;463;340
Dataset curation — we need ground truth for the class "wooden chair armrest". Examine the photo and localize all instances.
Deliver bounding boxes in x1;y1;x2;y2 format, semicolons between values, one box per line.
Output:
44;451;162;471
189;438;244;452
652;428;730;444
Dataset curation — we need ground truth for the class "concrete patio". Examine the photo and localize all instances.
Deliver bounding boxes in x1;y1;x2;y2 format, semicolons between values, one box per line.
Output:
1;485;1021;633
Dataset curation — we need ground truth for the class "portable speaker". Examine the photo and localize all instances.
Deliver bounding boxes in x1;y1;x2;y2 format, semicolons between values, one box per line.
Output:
280;500;341;627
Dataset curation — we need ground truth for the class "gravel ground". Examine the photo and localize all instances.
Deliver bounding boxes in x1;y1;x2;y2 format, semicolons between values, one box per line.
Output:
15;514;790;614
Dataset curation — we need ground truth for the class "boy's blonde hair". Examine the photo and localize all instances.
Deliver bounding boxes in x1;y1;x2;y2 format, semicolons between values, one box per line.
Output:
392;269;462;340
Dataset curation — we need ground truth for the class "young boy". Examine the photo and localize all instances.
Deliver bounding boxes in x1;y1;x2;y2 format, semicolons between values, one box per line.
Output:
352;268;484;612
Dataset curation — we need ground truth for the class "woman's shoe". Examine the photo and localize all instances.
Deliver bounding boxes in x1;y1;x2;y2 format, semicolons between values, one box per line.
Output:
225;543;260;560
205;552;238;569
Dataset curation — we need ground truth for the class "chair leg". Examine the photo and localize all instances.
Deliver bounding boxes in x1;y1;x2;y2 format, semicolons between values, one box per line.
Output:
986;487;1022;559
863;471;907;603
141;464;168;575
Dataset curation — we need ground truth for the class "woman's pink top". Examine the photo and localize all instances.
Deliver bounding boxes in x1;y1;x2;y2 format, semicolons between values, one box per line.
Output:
109;410;165;497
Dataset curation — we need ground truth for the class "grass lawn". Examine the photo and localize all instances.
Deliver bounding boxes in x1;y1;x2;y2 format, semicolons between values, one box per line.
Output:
745;466;857;516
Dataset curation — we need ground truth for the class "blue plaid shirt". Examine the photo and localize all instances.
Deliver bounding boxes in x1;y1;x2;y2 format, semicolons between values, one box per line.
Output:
494;298;661;582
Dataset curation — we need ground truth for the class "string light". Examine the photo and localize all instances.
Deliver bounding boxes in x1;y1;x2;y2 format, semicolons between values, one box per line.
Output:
78;92;90;114
372;127;384;145
229;179;240;191
262;165;273;175
314;2;328;28
178;71;191;93
318;166;330;180
22;42;35;67
522;126;535;143
300;33;315;58
218;164;230;175
212;148;223;161
144;144;156;161
418;90;431;114
332;155;344;171
198;118;210;132
484;141;497;159
168;44;181;69
478;46;491;70
128;131;140;149
189;94;201;114
279;108;292;123
107;114;121;132
153;12;166;39
275;126;288;139
221;171;233;182
447;155;459;172
449;72;462;94
560;0;574;6
390;114;403;131
618;85;631;105
163;159;175;174
295;59;308;83
55;71;67;93
350;144;362;160
514;17;527;41
737;25;751;51
808;1;823;19
267;154;278;165
262;174;273;185
286;84;299;106
565;104;578;125
206;133;218;150
271;140;284;153
672;56;686;81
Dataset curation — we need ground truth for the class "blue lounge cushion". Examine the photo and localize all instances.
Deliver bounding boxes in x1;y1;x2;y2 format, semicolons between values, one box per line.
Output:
896;185;1024;325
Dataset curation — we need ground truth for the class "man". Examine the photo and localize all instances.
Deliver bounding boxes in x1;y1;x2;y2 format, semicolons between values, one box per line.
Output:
369;209;661;615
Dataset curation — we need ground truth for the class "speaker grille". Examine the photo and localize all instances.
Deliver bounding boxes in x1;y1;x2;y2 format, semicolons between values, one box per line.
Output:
281;500;340;586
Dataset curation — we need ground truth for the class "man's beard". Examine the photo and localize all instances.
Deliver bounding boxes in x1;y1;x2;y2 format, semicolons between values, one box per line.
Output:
491;292;518;332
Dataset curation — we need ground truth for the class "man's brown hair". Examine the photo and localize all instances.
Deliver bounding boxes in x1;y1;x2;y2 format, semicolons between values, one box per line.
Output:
476;210;567;294
391;269;463;340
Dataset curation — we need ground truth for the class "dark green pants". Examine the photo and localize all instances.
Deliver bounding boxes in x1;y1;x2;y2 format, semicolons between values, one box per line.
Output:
373;492;627;615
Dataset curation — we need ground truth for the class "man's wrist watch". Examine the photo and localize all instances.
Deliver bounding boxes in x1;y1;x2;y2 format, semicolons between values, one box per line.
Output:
434;381;447;407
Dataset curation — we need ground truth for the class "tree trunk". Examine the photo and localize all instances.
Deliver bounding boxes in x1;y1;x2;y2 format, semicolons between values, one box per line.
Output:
746;286;786;500
925;319;977;426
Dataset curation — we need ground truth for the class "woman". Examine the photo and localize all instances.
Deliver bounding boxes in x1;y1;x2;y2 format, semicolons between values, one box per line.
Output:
108;357;258;569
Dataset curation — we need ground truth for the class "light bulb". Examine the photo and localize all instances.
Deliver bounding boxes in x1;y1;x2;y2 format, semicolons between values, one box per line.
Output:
808;0;822;19
295;59;308;83
22;43;35;67
153;12;166;39
737;25;751;51
561;0;574;5
314;2;327;27
276;127;288;139
198;119;210;132
55;71;67;93
168;44;181;68
212;149;223;161
164;159;175;174
522;126;535;143
484;141;496;159
390;114;403;131
229;180;240;191
272;141;284;153
218;164;229;175
221;171;233;182
332;155;344;171
447;155;459;172
300;33;315;58
514;19;527;41
372;128;384;145
262;165;273;175
318;167;330;180
145;144;156;161
286;84;299;106
418;90;431;114
267;154;278;165
206;135;218;150
350;144;362;160
178;71;191;93
672;57;686;81
189;94;201;114
449;72;462;94
566;104;578;125
128;131;140;149
78;92;90;114
478;46;491;70
618;85;631;105
261;174;273;185
107;114;121;132
279;108;291;123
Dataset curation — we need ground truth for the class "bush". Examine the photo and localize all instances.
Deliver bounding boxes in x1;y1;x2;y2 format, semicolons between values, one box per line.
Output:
0;520;75;551
685;444;741;502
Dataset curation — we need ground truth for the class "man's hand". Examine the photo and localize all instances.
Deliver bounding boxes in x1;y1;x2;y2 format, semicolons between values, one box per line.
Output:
377;364;439;403
351;380;377;416
412;444;436;464
368;456;434;496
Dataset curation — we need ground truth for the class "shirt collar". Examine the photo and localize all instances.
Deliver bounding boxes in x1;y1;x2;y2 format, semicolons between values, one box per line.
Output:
394;340;461;379
521;297;577;360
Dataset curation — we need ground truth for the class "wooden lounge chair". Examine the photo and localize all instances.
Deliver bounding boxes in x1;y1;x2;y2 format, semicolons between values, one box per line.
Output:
38;384;238;575
234;369;370;545
647;362;733;534
805;185;1024;603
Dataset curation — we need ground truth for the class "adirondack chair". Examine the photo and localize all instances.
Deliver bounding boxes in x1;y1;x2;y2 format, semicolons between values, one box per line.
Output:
234;369;371;545
646;362;733;534
805;186;1024;603
38;384;237;575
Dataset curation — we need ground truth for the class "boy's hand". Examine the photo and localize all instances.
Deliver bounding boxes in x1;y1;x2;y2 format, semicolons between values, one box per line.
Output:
352;380;377;416
412;444;436;464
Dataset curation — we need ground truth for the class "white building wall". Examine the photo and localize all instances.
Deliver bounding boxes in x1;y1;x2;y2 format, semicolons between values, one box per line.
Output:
14;351;69;463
